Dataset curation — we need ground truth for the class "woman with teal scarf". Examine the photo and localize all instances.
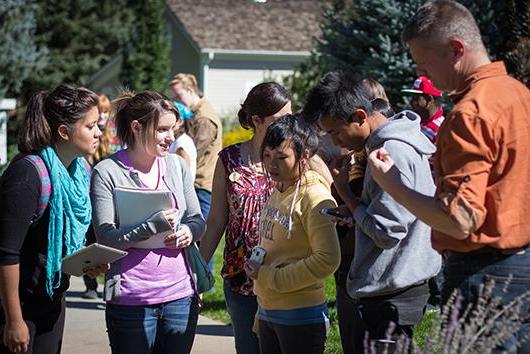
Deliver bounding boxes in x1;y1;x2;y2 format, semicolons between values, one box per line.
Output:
0;84;107;354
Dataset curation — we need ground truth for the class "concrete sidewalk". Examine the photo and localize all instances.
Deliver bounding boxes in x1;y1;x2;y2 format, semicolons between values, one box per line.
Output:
63;276;235;354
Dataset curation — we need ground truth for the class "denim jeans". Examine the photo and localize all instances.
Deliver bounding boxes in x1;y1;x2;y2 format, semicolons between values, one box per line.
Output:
443;247;530;354
195;188;214;275
223;282;260;354
105;295;199;354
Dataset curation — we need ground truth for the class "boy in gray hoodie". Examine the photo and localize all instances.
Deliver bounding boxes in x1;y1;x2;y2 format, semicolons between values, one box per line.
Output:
303;72;441;353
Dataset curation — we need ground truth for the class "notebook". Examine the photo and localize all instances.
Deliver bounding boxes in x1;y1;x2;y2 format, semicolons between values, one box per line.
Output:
62;243;127;276
114;186;174;249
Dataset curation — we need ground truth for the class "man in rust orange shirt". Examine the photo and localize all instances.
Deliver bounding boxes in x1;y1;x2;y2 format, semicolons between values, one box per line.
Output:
367;1;530;352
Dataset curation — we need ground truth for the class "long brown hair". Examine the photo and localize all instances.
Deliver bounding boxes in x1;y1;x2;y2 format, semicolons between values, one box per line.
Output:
18;84;99;153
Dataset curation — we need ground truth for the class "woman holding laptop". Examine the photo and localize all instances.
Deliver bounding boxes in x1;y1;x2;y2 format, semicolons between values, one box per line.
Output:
90;91;205;354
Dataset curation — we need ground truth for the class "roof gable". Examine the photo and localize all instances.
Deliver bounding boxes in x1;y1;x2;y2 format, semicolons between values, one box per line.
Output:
166;0;322;52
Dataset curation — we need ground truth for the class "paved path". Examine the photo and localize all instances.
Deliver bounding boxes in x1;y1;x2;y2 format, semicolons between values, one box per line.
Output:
63;276;235;354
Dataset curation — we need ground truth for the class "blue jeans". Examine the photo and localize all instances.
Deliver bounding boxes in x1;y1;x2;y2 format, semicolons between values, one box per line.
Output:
443;247;530;354
105;295;199;354
196;188;214;275
223;282;260;354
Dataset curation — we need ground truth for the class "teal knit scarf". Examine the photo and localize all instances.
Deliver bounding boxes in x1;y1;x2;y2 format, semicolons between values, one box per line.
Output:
38;147;91;297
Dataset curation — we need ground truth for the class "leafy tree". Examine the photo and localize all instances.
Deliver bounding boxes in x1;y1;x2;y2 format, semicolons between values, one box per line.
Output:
120;0;171;92
0;0;48;98
22;0;134;97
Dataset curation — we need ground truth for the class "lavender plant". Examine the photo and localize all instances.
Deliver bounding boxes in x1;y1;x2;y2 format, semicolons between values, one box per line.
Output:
364;278;530;354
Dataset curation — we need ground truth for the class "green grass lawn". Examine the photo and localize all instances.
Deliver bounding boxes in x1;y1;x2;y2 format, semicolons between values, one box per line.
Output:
201;239;435;353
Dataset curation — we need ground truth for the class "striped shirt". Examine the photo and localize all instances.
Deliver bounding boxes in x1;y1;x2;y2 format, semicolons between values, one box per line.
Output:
420;107;444;143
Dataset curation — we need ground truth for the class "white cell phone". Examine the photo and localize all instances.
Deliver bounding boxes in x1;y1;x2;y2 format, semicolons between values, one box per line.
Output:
320;208;353;224
249;246;267;265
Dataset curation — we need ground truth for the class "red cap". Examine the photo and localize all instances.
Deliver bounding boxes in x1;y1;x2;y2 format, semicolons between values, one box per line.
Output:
401;76;442;97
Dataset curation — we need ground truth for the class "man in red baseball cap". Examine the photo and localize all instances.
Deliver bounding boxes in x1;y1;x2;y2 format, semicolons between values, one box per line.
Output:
402;76;444;143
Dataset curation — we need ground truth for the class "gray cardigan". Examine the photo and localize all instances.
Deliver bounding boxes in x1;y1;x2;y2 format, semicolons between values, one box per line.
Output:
90;152;205;301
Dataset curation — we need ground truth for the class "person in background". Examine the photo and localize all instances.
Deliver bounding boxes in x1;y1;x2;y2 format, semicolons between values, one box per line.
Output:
199;82;292;354
90;91;205;354
170;102;197;182
0;84;107;354
402;76;445;307
245;115;340;354
401;76;444;144
97;94;121;153
369;1;530;352
170;73;222;276
361;78;389;102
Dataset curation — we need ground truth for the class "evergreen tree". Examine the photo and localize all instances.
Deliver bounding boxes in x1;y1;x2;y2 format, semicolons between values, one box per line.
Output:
287;0;425;109
286;0;530;109
0;0;48;97
23;0;134;96
495;0;530;86
120;0;171;92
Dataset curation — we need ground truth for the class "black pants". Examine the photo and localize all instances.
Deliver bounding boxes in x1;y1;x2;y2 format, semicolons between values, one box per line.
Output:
0;297;65;354
258;319;326;354
82;225;98;292
82;275;97;291
351;282;429;354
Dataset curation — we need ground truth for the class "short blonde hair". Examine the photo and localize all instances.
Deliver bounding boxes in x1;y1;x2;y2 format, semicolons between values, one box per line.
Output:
402;0;485;50
170;73;200;95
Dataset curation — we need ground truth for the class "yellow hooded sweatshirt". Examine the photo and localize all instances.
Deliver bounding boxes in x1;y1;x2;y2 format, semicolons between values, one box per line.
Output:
254;170;341;310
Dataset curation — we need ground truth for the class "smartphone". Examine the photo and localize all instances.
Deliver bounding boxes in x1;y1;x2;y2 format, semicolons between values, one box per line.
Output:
320;208;353;223
249;246;267;265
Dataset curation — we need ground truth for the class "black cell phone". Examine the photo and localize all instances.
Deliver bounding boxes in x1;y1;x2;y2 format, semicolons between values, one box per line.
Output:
320;208;346;218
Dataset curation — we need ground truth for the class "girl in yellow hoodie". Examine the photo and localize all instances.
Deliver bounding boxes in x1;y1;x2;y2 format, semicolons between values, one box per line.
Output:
245;115;341;354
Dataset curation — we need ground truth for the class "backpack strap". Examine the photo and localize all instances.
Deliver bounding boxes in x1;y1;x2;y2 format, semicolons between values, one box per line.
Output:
21;154;52;223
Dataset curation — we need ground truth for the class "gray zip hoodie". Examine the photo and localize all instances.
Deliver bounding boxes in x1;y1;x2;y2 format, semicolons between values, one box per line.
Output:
347;110;441;299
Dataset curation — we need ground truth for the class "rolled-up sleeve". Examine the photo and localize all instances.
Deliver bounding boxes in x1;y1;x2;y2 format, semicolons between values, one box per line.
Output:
436;111;496;236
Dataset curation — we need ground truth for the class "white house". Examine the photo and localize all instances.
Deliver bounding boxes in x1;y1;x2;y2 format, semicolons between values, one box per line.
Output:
87;0;323;116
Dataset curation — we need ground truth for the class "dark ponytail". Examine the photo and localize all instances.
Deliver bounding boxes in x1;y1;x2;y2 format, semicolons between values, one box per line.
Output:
238;82;291;130
18;84;99;153
18;91;52;153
